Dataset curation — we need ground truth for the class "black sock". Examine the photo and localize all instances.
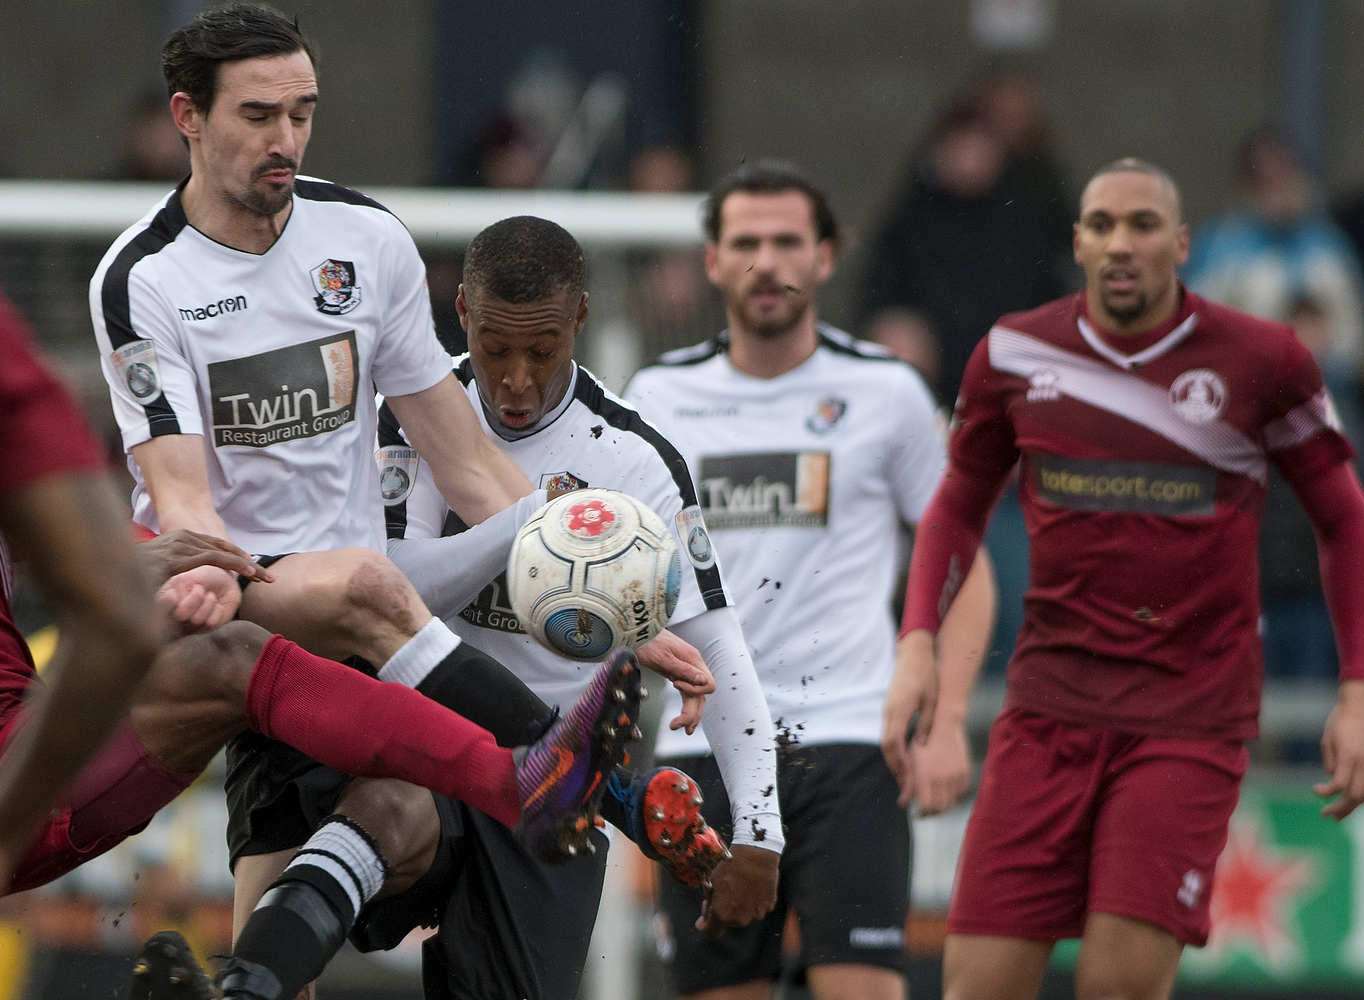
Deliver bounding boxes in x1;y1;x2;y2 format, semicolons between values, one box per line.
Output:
415;641;557;746
224;818;386;999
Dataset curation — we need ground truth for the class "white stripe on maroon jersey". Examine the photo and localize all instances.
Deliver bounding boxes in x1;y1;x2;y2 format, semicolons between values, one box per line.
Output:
1076;314;1200;370
989;325;1269;483
1263;389;1344;452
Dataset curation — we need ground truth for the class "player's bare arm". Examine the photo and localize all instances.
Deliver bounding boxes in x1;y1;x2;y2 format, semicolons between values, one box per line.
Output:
887;453;1011;810
906;547;996;815
0;471;161;878
385;373;535;523
1279;459;1364;819
131;433;231;537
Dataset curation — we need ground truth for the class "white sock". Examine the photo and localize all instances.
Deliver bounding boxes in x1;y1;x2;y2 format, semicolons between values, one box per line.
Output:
378;616;461;687
282;817;387;918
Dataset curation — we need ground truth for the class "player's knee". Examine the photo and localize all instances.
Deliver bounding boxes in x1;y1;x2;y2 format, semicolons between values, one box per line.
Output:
133;621;269;772
1074;965;1157;1000
336;550;425;642
336;780;439;894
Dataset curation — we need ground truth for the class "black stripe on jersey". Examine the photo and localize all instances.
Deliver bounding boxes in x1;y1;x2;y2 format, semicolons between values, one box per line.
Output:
653;335;727;367
377;399;412;539
572;375;728;610
293;178;394;214
815;325;901;363
99;192;190;437
452;355;475;386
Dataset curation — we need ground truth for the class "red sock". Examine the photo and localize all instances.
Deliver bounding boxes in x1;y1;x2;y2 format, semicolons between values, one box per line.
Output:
245;635;521;827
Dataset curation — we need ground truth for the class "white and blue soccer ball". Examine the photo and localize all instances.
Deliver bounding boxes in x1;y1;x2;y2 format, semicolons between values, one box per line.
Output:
508;489;682;660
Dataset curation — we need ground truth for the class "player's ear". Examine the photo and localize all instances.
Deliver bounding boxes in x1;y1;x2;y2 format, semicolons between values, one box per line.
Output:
169;92;200;142
1072;220;1083;264
455;284;471;332
815;238;835;283
1174;223;1191;267
575;291;589;333
703;242;720;285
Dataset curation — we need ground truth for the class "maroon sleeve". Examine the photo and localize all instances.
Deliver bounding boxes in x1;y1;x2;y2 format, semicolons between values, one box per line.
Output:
900;337;1016;635
0;294;105;494
1280;460;1364;681
1264;330;1355;478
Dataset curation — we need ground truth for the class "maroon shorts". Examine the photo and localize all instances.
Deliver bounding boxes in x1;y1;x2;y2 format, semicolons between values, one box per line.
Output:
2;705;196;894
948;708;1247;946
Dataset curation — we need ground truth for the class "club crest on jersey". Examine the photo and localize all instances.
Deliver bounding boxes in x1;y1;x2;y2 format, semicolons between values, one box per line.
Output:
539;471;588;495
674;504;717;570
310;258;361;315
1170;368;1227;424
111;340;163;401
376;445;419;506
806;396;848;434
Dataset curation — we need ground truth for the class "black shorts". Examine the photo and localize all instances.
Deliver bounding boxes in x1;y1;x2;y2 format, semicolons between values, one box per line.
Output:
423;808;609;1000
655;743;910;994
236;552;291;591
225;688;610;994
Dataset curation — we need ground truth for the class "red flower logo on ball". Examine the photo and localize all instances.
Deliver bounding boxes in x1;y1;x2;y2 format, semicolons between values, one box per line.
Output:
566;498;617;538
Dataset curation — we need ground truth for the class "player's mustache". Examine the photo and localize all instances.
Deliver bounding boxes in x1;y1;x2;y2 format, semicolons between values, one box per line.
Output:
253;156;298;178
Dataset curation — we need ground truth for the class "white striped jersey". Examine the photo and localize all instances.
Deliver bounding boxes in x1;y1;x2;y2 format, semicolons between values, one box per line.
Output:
626;325;945;753
90;177;449;554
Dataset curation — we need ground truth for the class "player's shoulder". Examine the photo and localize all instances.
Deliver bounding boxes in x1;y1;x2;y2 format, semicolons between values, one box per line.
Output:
1188;291;1292;342
632;335;728;385
293;176;395;216
990;293;1080;342
572;367;691;469
93;188;192;291
816;324;936;399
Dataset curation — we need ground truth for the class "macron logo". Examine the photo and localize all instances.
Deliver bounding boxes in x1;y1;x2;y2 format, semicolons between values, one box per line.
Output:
179;295;248;321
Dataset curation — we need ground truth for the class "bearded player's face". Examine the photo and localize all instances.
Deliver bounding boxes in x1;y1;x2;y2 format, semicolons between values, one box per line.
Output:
706;191;833;338
459;285;585;432
192;51;317;218
1074;171;1189;330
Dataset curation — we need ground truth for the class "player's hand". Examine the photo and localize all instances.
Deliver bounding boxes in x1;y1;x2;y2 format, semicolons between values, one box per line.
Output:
882;629;938;808
636;630;715;736
910;717;971;816
157;565;241;632
696;844;779;934
138;529;270;587
1316;680;1364;820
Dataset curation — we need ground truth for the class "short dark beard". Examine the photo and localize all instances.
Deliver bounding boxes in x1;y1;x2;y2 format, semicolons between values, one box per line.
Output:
236;184;293;217
1101;290;1149;327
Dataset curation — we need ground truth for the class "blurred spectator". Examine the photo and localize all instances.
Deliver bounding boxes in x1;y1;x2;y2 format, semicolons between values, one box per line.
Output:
622;145;721;361
864;307;941;387
460;115;544;189
1185;127;1364;374
860;98;1069;404
972;66;1073;245
107;90;187;182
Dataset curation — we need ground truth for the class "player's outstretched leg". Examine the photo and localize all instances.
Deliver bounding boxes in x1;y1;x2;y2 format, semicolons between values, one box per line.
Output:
515;648;644;862
127;931;214;1000
608;766;731;888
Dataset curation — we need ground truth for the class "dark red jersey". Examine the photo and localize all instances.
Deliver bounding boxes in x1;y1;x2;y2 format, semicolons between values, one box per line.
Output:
0;293;105;709
952;290;1352;739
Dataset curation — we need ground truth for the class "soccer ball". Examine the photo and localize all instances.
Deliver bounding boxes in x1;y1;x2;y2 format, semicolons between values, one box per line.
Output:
508;489;682;660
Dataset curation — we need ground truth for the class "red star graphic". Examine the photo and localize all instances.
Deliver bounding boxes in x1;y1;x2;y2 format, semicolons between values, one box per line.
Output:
1205;817;1315;969
567;499;616;537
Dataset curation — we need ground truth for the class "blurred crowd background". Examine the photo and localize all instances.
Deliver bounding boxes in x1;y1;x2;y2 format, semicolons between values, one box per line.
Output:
4;1;1364;996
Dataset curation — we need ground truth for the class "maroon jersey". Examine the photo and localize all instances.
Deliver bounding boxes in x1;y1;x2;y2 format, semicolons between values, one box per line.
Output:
0;293;105;711
953;289;1352;739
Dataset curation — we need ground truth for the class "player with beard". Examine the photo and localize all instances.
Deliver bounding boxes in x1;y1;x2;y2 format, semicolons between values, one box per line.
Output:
91;7;703;999
896;158;1364;1000
626;161;996;1000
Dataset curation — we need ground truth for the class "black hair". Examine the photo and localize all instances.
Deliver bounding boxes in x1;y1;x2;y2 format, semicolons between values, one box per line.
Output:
161;2;316;113
463;216;587;304
1083;157;1183;219
703;159;839;246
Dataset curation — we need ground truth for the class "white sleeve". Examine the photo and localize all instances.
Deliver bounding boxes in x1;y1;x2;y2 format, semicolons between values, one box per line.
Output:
370;220;450;399
91;263;203;450
387;490;548;621
889;366;948;524
670;608;783;855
